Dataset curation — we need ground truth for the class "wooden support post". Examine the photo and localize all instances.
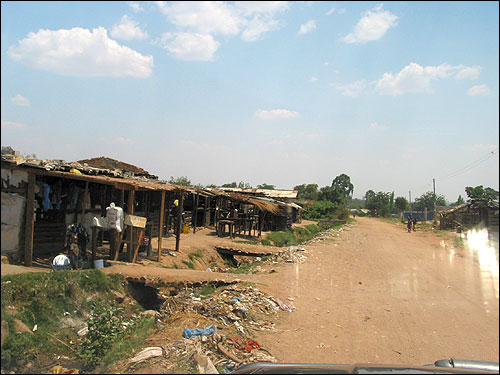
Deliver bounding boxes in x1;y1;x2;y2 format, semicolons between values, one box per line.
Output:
80;181;89;226
204;196;209;227
91;226;97;267
193;193;199;233
24;173;36;267
132;228;145;263
113;229;122;261
158;190;165;262
175;191;184;252
127;190;135;262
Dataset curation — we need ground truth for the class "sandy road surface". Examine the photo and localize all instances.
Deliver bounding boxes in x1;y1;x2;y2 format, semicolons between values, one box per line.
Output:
252;217;499;366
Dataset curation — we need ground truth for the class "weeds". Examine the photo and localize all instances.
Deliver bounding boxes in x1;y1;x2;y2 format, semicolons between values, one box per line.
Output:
182;260;195;269
188;251;203;262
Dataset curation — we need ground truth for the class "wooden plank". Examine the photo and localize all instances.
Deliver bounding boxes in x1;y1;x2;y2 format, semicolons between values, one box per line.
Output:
24;173;36;267
158;190;165;262
80;181;89;225
127;190;135;262
193;193;199;233
175;191;184;252
91;226;97;267
204;196;209;227
132;228;145;263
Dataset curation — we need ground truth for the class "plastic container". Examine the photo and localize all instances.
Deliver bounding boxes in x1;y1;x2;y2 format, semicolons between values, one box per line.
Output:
94;259;104;269
183;224;189;234
106;202;124;232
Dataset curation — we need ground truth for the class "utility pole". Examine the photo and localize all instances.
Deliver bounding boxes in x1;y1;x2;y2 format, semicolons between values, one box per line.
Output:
433;178;436;221
409;191;412;215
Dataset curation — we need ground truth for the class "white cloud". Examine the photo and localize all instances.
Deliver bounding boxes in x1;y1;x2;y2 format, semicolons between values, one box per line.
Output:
156;1;242;36
8;27;153;78
1;120;26;129
111;15;148;40
467;84;491;97
370;122;389;131
254;109;300;120
298;20;316;35
157;32;220;61
455;66;481;80
11;94;30;106
326;7;335;16
374;62;481;95
128;1;143;12
311;76;318;82
335;80;367;97
337;8;346;14
343;4;397;43
241;16;280;42
155;1;289;43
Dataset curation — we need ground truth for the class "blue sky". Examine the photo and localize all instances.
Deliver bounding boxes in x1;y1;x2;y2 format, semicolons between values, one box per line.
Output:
1;1;498;201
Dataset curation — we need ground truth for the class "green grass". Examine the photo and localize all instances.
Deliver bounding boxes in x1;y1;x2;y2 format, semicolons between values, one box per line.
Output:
196;284;218;298
182;260;195;269
188;251;203;262
0;270;146;373
263;223;340;247
96;316;155;372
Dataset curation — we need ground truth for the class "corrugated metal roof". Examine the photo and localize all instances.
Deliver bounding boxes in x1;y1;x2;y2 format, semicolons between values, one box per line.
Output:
212;187;298;199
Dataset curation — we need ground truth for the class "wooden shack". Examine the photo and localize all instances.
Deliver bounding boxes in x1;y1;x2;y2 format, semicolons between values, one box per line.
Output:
1;152;210;266
438;199;499;235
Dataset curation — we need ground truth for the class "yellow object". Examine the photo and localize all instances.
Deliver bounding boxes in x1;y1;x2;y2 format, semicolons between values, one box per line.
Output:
69;168;82;175
173;199;179;206
183;224;189;234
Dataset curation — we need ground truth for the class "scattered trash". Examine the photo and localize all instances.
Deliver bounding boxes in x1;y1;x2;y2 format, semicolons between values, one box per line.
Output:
50;365;79;374
77;326;89;337
32;324;38;332
195;353;219;374
229;336;261;353
128;347;165;364
183;325;217;339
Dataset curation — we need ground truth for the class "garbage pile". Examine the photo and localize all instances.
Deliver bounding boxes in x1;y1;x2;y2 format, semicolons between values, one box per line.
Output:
130;284;295;372
269;247;308;264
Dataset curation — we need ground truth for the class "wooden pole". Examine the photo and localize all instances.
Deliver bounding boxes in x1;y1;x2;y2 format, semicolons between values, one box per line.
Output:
24;173;36;267
91;226;97;267
158;190;165;262
175;191;184;252
127;189;135;262
132;228;145;263
193;193;199;233
204;196;209;227
80;181;89;226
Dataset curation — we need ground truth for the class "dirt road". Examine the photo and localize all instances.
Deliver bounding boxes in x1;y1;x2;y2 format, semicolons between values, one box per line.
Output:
252;217;499;366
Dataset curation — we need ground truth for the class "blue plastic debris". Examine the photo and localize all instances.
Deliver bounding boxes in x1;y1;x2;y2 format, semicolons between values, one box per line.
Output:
183;325;217;339
231;297;240;303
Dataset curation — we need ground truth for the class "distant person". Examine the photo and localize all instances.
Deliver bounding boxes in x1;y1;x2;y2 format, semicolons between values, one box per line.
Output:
407;215;413;233
412;216;418;232
172;199;184;236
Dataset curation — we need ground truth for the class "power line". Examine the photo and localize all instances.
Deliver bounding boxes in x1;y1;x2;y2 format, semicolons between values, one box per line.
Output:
436;148;499;181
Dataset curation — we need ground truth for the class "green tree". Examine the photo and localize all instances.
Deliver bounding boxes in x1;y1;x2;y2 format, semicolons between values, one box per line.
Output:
331;173;354;205
465;185;499;201
257;183;275;190
238;181;252;188
168;176;191;186
318;186;343;205
294;184;318;201
413;191;446;211
222;182;238;188
449;194;465;206
394;196;408;213
365;191;391;217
